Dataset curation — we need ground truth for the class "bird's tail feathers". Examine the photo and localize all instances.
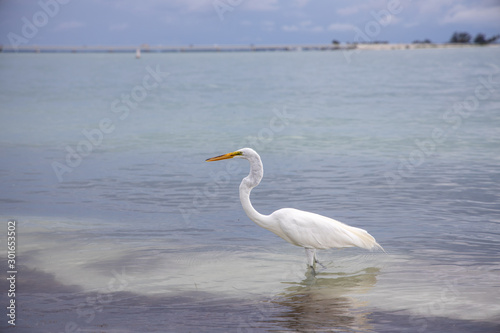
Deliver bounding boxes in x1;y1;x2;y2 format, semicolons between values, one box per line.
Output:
347;226;385;253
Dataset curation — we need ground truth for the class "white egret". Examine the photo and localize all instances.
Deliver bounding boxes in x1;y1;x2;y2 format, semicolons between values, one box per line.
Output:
206;148;383;271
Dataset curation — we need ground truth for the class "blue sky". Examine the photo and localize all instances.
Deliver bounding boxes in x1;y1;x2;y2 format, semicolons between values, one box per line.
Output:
1;0;499;47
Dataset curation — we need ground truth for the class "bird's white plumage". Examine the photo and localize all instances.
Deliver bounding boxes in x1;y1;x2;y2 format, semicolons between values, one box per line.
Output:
206;148;383;269
270;208;382;251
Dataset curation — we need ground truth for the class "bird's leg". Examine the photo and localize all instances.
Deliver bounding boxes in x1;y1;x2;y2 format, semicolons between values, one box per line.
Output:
306;265;317;277
314;252;327;269
305;248;316;269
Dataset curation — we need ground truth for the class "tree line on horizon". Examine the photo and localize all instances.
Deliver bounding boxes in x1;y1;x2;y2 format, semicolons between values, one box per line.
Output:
413;32;499;45
333;31;499;45
449;32;499;45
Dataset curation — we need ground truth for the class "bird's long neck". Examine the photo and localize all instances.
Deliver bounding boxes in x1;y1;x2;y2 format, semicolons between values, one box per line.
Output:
239;155;274;231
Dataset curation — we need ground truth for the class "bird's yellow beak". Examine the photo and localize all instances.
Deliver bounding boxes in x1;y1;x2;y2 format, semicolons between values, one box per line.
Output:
206;151;242;162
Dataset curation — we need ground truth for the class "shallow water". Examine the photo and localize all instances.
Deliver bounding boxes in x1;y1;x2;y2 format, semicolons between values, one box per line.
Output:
1;48;500;332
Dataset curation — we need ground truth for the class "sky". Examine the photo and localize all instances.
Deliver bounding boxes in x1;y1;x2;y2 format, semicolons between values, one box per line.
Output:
0;0;499;47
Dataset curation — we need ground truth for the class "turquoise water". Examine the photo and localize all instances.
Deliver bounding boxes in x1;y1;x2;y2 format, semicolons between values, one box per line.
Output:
1;48;500;332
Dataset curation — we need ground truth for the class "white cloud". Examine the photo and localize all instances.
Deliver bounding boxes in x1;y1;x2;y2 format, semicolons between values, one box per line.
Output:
101;0;212;14
293;0;311;8
337;6;362;16
96;0;280;14
309;26;324;32
327;23;356;31
261;21;275;31
109;23;128;31
53;21;85;31
441;3;500;24
388;16;402;25
180;0;212;12
241;0;279;11
282;25;299;32
336;0;386;16
403;21;420;28
282;21;325;33
415;0;454;15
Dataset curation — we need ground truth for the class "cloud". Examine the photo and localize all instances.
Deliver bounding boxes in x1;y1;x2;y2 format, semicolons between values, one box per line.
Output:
261;21;276;30
403;21;420;28
159;0;280;13
99;0;211;14
282;25;299;32
182;0;214;12
336;0;386;16
337;6;363;16
309;26;324;32
441;3;500;24
415;0;454;15
241;0;279;11
327;23;357;32
293;0;311;8
109;23;128;31
282;21;324;33
53;21;85;31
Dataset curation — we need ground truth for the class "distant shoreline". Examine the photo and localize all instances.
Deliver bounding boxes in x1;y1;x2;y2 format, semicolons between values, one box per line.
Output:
1;43;498;53
354;43;500;51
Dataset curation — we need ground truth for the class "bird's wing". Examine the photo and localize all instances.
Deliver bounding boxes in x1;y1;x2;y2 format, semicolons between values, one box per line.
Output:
271;208;381;250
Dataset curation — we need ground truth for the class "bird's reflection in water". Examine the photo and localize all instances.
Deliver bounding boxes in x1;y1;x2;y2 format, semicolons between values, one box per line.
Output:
270;267;380;332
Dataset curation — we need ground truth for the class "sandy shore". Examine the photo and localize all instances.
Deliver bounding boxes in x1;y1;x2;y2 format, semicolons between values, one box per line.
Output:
354;43;499;50
1;43;498;53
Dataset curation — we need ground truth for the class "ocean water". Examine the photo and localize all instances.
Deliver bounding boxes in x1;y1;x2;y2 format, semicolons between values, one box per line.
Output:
1;47;500;332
